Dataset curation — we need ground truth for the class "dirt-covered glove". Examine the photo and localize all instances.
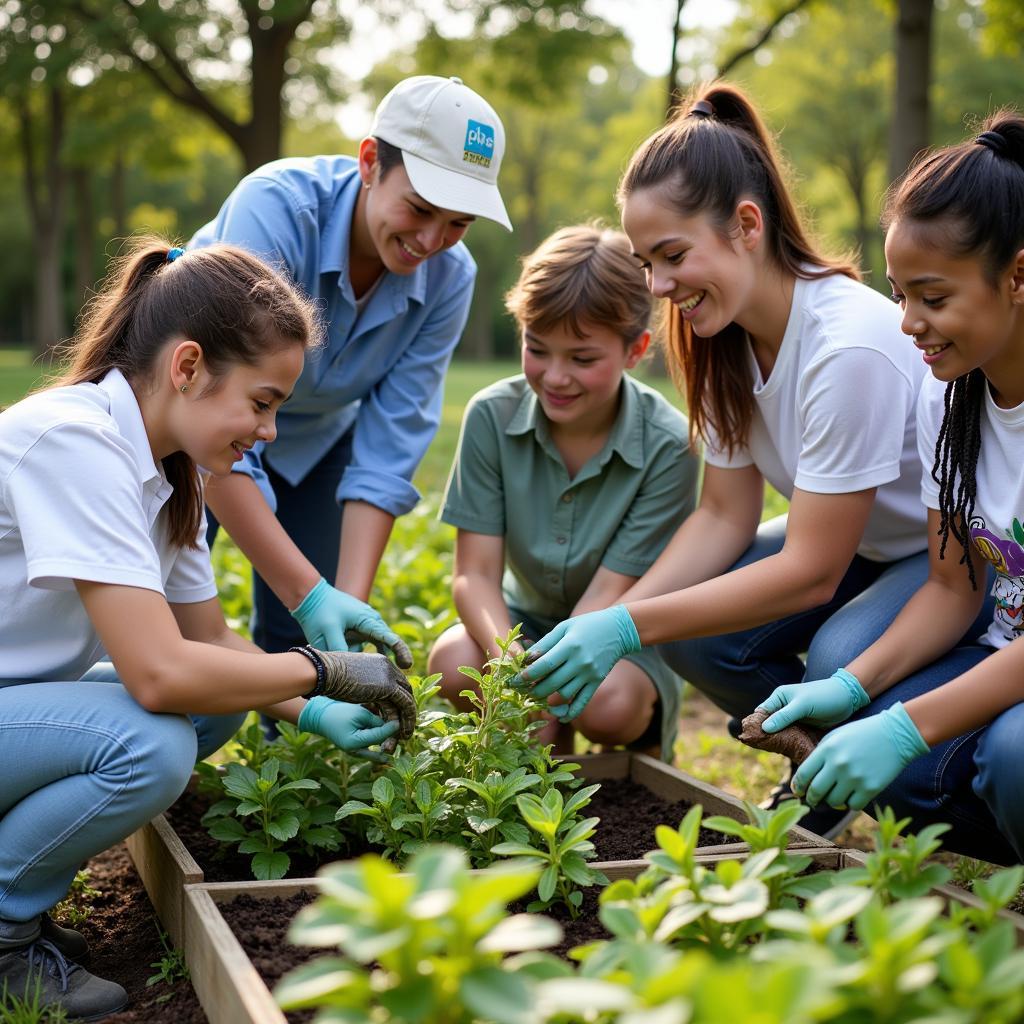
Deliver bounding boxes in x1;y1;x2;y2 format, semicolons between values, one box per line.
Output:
291;646;416;751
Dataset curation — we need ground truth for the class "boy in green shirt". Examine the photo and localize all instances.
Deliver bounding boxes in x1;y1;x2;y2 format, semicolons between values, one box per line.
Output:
429;225;700;757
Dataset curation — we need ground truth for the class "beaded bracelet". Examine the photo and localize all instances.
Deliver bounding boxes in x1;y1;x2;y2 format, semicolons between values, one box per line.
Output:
289;644;326;699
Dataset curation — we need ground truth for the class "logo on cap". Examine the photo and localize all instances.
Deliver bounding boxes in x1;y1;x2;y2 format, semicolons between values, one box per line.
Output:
463;119;495;167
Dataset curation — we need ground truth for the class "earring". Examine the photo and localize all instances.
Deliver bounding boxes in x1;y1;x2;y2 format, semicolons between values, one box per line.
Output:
362;181;371;190
180;384;189;394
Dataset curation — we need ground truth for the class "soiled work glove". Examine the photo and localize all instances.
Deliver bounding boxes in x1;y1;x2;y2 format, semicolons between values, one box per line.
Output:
291;578;413;668
791;702;929;811
513;605;641;721
297;697;398;763
293;646;416;752
757;668;870;733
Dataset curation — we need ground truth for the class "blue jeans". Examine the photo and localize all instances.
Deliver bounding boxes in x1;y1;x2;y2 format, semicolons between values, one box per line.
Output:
852;643;1023;865
0;664;244;923
207;429;354;655
659;516;937;720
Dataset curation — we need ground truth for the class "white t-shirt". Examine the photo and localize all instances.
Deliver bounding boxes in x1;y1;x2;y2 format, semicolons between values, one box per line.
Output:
918;373;1024;649
0;368;217;683
704;272;927;562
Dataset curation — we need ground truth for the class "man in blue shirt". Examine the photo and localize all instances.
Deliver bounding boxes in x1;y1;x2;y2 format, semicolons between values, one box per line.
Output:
191;76;511;662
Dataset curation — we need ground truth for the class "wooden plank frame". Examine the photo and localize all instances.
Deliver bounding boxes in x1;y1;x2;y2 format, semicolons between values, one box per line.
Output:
181;846;1024;1024
124;811;202;949
126;750;829;949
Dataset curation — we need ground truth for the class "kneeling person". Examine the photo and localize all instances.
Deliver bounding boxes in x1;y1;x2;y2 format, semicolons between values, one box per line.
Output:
428;225;699;757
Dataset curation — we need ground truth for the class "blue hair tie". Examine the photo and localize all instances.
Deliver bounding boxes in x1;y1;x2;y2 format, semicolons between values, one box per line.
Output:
166;247;185;263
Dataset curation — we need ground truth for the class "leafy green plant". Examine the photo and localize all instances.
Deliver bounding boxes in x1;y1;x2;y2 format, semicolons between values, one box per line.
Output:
145;924;189;1004
275;845;563;1024
274;816;1024;1024
834;806;953;900
201;757;333;879
492;786;608;917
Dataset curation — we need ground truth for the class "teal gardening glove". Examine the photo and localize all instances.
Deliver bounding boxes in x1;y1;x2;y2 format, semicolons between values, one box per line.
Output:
291;578;412;668
757;668;870;733
791;702;930;811
291;646;417;754
298;697;398;763
515;605;641;721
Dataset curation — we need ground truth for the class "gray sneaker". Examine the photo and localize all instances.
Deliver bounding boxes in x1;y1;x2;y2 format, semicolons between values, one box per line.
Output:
40;913;90;963
0;938;127;1021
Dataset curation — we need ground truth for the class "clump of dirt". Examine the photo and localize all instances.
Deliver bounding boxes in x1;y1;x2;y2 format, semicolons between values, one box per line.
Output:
738;710;821;766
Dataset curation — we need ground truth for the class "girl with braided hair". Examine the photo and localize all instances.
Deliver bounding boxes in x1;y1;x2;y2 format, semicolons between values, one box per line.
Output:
515;82;945;839
760;112;1024;864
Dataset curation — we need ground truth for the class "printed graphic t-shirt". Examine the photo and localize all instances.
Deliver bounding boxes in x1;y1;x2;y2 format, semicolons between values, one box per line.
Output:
918;373;1024;649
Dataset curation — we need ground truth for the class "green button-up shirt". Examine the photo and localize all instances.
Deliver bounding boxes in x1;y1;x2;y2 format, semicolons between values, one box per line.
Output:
441;375;700;621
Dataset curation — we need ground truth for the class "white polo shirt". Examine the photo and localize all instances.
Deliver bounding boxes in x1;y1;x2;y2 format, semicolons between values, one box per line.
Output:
0;368;217;683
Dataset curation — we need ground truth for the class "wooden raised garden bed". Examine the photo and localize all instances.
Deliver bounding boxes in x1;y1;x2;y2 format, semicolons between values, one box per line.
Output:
125;750;829;950
180;845;1024;1024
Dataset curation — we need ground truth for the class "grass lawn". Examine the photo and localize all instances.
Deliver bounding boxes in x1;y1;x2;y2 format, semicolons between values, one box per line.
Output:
0;347;52;407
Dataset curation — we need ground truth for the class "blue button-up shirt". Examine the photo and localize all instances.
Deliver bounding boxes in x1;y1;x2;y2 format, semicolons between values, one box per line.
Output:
190;155;477;516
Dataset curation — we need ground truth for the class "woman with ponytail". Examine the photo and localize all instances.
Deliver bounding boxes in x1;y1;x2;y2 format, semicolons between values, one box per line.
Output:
761;112;1024;864
516;84;962;838
0;239;416;1018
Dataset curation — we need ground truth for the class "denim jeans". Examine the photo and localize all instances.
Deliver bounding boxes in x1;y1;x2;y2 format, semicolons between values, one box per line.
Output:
0;663;244;923
851;643;1023;865
207;428;354;656
658;515;937;720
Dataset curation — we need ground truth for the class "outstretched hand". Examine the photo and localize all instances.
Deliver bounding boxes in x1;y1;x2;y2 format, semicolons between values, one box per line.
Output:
512;605;641;721
791;702;929;811
757;668;870;733
297;696;398;763
291;578;412;667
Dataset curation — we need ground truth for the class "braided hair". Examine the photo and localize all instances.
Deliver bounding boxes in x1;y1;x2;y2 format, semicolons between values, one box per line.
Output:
931;370;986;586
883;110;1024;588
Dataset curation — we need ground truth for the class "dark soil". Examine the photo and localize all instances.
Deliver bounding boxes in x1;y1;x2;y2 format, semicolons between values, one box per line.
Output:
221;892;316;1024
58;843;207;1023
167;776;738;883
588;777;739;859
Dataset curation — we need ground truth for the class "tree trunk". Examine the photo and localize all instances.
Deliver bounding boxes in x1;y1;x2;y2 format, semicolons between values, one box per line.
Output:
19;86;68;358
240;20;290;172
72;165;96;316
888;0;933;183
666;0;687;117
111;148;127;240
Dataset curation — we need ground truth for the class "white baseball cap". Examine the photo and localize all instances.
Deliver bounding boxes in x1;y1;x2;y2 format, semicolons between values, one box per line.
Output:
370;75;512;232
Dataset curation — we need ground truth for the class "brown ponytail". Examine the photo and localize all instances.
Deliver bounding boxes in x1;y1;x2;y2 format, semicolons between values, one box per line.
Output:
618;82;857;455
46;237;320;548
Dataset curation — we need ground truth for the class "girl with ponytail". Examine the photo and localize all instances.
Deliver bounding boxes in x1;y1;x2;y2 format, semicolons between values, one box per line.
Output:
762;111;1024;864
517;84;950;840
0;239;416;1018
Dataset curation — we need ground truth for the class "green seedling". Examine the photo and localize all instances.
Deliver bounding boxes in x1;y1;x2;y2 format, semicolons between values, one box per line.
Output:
145;924;189;1004
492;784;608;917
201;757;324;879
834;806;952;900
50;870;100;930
